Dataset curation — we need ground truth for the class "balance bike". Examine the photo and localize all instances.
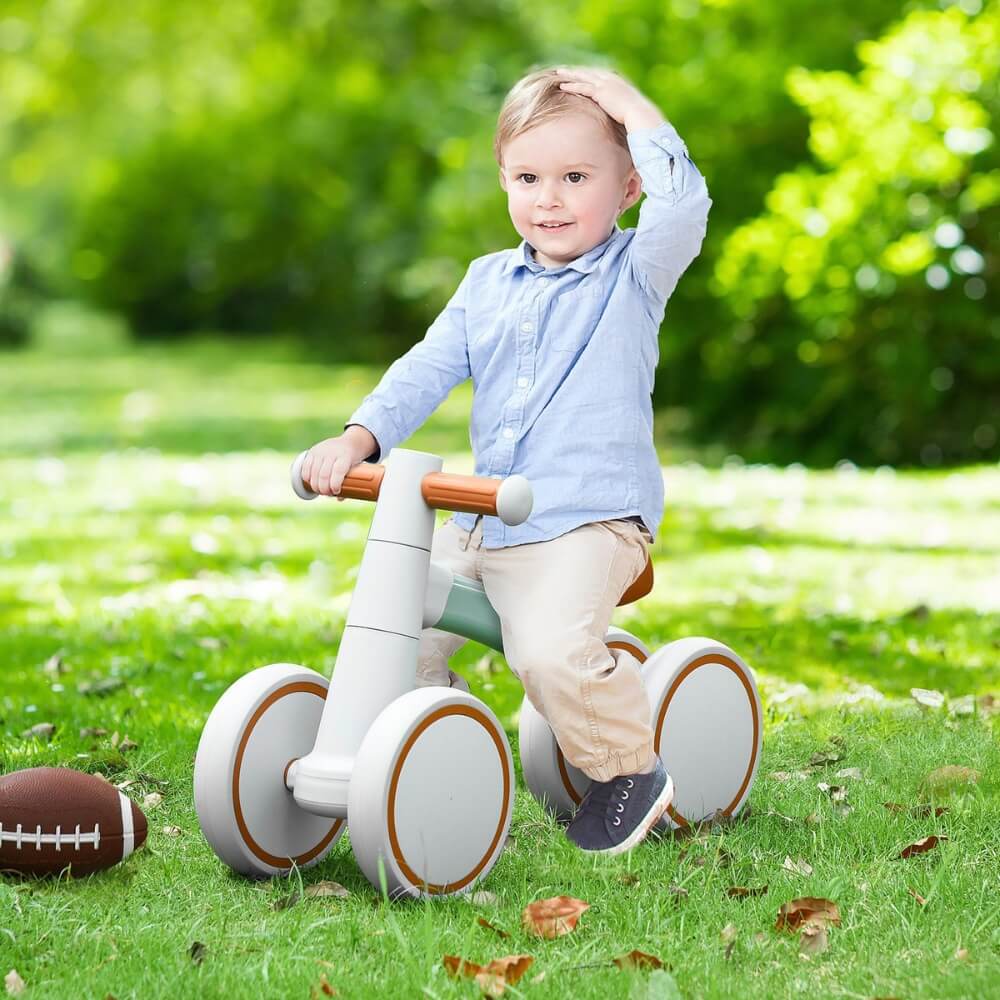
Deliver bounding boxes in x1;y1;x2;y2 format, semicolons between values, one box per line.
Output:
194;448;762;899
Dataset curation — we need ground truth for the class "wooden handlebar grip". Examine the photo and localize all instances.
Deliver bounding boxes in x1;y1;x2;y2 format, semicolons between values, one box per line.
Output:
421;472;499;515
338;464;386;502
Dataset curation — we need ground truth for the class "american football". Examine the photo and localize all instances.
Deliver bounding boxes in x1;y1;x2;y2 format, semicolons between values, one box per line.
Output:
0;767;148;877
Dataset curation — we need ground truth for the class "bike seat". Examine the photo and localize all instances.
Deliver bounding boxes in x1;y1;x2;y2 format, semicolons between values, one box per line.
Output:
618;555;653;606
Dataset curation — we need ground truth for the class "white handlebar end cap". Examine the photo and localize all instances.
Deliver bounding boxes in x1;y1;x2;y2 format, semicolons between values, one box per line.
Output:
290;451;318;501
496;475;533;526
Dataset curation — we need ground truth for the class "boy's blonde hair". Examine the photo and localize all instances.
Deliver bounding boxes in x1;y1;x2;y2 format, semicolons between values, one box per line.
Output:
493;66;631;169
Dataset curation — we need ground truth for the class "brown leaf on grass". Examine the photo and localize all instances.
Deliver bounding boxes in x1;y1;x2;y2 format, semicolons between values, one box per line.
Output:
521;896;589;939
817;783;849;802
310;973;337;998
883;802;949;818
907;888;927;906
921;765;980;795
775;898;841;932
807;750;843;768
798;923;829;957
189;941;207;965
898;835;947;859
978;694;998;716
272;891;302;911
612;950;663;970
443;954;534;994
668;885;689;903
477;917;510;940
727;885;768;899
80;726;108;739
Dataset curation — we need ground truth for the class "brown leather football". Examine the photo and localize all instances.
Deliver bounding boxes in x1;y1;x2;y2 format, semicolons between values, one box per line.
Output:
0;767;147;877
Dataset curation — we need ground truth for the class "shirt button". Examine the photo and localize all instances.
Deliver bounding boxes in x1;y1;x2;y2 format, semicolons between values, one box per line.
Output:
517;377;529;388
503;428;514;440
521;321;534;332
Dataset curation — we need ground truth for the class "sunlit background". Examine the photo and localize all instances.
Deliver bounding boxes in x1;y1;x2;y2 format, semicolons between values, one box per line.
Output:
0;0;996;467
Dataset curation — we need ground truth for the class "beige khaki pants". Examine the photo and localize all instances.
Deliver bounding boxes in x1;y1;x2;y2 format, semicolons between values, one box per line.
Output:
417;516;655;782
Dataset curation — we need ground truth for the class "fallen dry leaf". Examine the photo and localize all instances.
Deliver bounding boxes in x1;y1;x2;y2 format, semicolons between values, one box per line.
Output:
162;825;182;837
799;923;829;957
727;885;768;899
907;888;927;906
954;947;969;961
469;890;500;906
884;802;949;819
521;896;589;939
305;881;350;899
921;765;980;795
775;898;841;932
817;783;848;802
807;750;843;768
4;970;26;997
720;923;737;960
21;722;56;741
898;835;947;860
911;688;945;709
189;941;207;965
311;973;337;997
443;954;534;992
782;856;813;877
668;885;689;903
142;792;163;810
835;767;863;780
477;917;510;939
612;950;663;970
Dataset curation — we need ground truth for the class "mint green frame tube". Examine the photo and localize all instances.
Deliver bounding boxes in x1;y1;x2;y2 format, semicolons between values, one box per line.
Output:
435;574;505;654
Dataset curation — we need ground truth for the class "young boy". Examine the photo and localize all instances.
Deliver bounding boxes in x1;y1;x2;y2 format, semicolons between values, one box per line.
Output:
301;65;711;854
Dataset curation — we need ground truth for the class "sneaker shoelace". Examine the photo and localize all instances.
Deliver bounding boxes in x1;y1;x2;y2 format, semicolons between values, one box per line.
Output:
579;776;635;828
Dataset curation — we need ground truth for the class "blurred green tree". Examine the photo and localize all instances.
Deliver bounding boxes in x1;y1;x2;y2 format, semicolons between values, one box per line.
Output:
712;2;999;464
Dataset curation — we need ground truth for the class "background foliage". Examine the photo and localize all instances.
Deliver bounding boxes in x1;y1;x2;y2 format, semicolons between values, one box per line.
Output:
0;0;996;464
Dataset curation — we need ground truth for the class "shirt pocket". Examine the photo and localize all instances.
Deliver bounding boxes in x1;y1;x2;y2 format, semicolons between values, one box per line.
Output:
545;281;605;353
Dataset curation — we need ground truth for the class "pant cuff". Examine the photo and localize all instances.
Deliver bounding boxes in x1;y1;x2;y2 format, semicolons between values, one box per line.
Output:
579;741;655;783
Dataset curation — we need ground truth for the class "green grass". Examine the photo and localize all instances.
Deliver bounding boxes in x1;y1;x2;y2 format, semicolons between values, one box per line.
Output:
2;319;999;998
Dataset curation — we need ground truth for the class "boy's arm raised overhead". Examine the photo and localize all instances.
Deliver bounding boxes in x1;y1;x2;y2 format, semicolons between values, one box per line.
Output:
625;121;712;307
553;66;712;308
345;270;472;462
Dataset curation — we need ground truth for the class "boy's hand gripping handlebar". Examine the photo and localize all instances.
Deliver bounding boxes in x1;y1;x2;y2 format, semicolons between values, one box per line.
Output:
290;451;533;526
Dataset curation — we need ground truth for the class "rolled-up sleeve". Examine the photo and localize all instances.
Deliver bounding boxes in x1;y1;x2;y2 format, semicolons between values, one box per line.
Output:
625;122;712;307
346;269;472;462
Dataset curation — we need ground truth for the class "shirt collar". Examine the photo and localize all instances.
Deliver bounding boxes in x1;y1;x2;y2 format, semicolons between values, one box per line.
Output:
501;224;622;277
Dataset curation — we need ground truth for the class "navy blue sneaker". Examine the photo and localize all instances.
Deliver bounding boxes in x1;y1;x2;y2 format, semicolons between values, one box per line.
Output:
565;757;674;855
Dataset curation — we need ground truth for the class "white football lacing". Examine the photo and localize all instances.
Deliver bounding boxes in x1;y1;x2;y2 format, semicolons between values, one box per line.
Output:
0;822;101;851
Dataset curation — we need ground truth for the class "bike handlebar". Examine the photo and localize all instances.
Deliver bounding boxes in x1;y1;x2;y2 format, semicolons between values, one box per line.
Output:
290;451;533;526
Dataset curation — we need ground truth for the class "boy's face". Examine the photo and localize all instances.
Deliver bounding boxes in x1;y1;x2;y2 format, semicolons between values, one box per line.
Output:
499;110;641;269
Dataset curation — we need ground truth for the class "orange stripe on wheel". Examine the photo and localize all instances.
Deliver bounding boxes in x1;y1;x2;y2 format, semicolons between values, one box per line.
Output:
233;682;343;868
387;705;511;895
652;654;760;828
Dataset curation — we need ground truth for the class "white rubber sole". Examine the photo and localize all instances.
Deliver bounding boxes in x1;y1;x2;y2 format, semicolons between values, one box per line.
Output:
580;772;675;857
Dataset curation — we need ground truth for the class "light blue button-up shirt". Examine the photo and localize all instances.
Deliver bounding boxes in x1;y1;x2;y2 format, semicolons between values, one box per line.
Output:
347;121;711;548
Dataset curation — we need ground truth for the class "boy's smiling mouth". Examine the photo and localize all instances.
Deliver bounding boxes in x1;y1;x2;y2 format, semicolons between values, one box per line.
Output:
536;222;573;231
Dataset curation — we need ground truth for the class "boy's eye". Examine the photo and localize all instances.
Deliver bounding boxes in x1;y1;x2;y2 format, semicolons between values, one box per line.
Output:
515;172;586;183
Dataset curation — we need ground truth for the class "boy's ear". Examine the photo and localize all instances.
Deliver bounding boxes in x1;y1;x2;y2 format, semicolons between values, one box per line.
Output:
498;168;508;192
619;168;642;214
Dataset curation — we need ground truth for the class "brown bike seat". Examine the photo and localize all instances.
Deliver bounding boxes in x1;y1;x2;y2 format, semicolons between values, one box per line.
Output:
618;555;653;606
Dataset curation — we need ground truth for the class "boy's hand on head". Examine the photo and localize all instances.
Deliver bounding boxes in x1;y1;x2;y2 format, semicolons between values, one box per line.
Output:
554;67;665;133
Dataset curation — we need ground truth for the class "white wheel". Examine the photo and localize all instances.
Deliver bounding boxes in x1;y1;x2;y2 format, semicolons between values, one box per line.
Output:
194;663;345;878
644;638;762;830
519;627;651;822
348;687;513;899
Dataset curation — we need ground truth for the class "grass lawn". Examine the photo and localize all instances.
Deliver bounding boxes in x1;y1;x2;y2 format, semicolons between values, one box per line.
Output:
2;319;999;998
